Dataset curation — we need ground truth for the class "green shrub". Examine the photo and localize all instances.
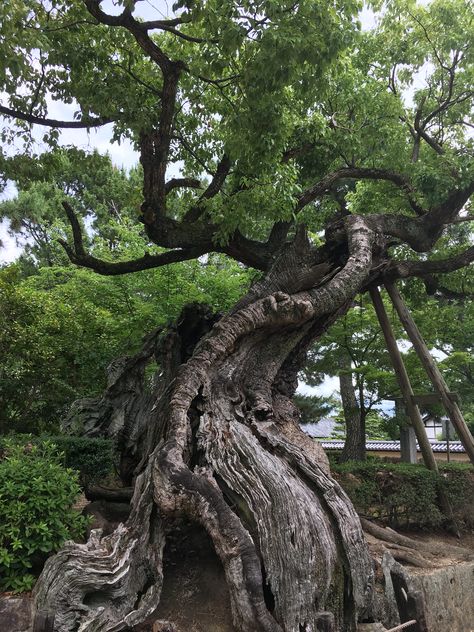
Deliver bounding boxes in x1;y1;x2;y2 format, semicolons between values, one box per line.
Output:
439;463;474;527
0;434;115;486
46;435;115;486
332;461;473;529
0;439;88;592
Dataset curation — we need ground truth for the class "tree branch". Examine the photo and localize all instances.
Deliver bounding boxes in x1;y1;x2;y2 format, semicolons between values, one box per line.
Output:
184;155;232;222
165;177;201;194
0;104;113;129
141;20;208;44
386;246;474;280
59;202;207;275
414;122;445;155
59;241;208;275
60;200;275;274
422;274;474;300
83;0;183;73
297;167;425;215
447;215;474;224
84;0;188;224
429;180;474;226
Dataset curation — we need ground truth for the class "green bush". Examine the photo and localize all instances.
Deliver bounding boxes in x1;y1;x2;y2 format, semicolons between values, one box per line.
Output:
45;435;115;486
0;439;89;592
0;434;115;486
439;463;474;527
333;460;473;529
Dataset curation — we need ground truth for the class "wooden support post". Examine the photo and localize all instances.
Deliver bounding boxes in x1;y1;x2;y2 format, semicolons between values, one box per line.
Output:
385;281;474;466
395;399;418;463
370;287;439;472
400;426;418;464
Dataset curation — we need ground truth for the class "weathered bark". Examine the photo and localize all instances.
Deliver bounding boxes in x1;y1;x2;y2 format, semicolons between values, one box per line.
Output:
33;219;377;631
339;354;365;462
62;303;219;483
85;486;134;503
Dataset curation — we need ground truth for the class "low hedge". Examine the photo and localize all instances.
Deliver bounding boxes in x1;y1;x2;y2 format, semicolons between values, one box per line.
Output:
0;434;115;487
332;459;474;530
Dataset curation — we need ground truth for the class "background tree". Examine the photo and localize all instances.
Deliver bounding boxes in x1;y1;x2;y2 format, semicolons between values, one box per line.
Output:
0;253;251;434
291;392;338;426
1;1;474;630
303;295;404;459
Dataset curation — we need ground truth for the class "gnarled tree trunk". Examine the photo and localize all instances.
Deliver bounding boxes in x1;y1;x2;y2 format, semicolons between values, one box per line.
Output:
33;219;377;631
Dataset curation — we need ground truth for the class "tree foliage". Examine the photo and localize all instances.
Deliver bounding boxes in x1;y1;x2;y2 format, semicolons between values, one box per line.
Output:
1;0;472;264
0;255;251;433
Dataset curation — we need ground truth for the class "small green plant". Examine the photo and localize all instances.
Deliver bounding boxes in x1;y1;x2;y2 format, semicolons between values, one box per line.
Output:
0;438;88;592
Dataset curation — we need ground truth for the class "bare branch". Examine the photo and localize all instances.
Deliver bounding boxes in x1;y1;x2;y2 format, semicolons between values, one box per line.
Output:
447;215;474;224
165;178;201;193
197;74;240;86
59;201;207;275
0;104;113;129
61;201;87;257
59;240;208;275
201;155;232;200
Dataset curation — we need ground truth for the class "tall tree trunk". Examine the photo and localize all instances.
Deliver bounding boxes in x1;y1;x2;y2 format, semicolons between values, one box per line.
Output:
33;220;376;631
339;355;365;462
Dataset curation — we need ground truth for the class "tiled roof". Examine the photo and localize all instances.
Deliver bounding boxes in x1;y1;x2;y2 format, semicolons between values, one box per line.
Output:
318;440;466;453
302;418;337;437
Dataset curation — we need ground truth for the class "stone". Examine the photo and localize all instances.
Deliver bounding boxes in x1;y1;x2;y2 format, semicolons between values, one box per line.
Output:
0;596;32;632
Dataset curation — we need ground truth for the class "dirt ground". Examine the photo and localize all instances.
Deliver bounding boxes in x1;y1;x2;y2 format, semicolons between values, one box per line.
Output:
153;522;474;632
153;522;236;632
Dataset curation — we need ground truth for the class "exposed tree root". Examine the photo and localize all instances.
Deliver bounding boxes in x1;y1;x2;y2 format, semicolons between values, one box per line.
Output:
361;518;474;562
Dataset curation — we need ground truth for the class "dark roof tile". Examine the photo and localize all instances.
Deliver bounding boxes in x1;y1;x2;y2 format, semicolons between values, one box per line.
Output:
317;440;465;453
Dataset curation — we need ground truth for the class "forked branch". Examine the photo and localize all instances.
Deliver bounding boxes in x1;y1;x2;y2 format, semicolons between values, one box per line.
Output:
58;201;208;275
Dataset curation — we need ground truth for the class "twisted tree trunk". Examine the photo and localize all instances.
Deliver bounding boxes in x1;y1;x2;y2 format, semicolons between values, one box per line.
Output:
33;219;377;631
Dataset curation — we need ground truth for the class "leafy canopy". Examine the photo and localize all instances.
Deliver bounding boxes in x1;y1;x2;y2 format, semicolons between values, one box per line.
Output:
1;0;472;250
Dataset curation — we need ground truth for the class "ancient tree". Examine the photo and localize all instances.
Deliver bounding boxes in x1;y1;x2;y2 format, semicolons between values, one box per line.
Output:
1;1;474;630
